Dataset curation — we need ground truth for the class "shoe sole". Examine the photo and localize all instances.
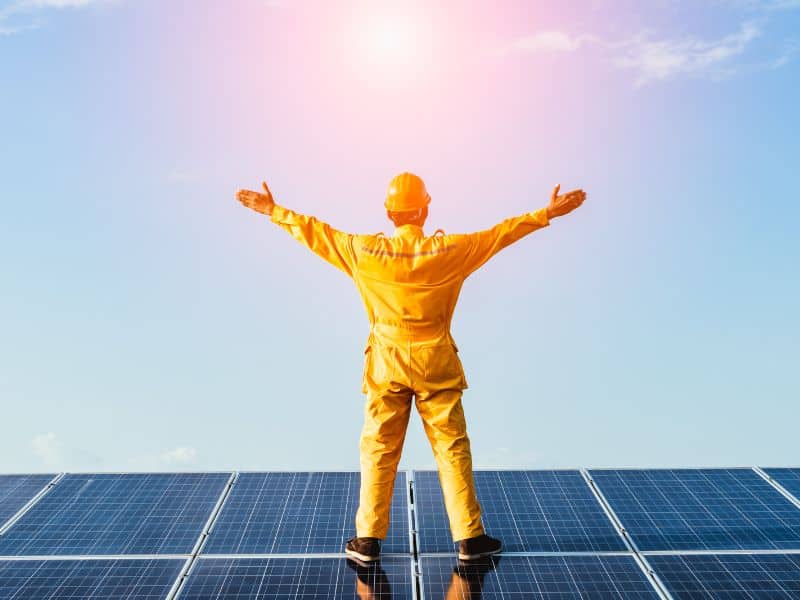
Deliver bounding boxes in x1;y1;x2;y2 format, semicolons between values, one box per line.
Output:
458;546;502;561
345;548;380;566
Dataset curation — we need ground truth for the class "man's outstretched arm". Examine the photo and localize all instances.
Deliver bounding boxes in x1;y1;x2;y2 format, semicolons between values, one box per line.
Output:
461;184;586;276
236;181;356;277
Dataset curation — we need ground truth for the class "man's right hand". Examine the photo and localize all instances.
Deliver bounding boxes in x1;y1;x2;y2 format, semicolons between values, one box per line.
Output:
236;181;275;216
545;184;586;220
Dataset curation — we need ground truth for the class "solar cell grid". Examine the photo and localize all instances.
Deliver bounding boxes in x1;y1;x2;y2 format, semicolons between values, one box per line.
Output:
0;474;55;527
764;468;800;505
0;558;184;600
203;472;409;554
420;555;660;599
414;470;626;553
647;553;800;599
179;557;412;599
0;473;230;556
589;468;800;551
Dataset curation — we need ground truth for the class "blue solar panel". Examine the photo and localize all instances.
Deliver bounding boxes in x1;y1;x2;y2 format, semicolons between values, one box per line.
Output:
204;472;408;554
764;468;800;503
648;553;800;599
420;555;660;599
0;474;54;526
179;557;412;599
0;558;183;599
589;468;800;551
0;473;230;556
414;470;626;553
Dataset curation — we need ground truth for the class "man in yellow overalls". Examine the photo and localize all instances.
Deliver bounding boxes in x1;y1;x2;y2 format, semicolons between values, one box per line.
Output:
236;173;585;563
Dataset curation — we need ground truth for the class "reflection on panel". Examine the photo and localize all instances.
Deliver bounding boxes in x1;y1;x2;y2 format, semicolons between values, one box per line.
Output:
180;557;412;599
420;555;659;599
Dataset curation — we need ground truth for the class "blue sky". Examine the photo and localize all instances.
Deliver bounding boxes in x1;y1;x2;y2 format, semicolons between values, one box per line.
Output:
1;0;798;473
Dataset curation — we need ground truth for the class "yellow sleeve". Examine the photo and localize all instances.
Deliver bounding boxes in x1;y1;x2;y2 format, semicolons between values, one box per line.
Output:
461;208;550;276
270;204;356;277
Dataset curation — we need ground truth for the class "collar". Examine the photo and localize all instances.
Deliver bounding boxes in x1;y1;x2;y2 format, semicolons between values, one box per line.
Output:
393;224;425;238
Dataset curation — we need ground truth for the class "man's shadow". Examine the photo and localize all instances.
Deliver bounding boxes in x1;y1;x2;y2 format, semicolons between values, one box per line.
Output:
346;555;501;599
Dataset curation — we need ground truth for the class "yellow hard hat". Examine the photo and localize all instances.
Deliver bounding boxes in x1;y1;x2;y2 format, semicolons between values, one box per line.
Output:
384;172;431;212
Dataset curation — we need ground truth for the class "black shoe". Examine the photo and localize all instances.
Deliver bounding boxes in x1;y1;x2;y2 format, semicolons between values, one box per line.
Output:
457;534;502;560
345;537;381;565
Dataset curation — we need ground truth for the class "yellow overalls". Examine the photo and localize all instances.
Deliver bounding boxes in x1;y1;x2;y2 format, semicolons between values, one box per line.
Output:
270;204;550;541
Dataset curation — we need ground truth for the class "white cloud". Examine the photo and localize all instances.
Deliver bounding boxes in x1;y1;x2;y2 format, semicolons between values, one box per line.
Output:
160;446;197;465
506;31;590;54
500;19;793;86
31;432;61;467
615;22;762;86
0;0;103;36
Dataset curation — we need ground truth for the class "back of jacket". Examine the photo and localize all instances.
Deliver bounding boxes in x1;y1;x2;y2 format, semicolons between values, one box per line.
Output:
269;205;550;346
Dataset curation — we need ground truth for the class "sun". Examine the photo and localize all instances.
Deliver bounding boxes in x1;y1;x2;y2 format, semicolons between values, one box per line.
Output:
354;12;424;72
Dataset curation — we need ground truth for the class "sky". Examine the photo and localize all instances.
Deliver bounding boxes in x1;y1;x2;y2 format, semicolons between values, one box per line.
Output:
1;0;798;474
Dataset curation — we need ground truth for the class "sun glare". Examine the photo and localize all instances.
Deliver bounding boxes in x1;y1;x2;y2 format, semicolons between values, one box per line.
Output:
353;11;425;74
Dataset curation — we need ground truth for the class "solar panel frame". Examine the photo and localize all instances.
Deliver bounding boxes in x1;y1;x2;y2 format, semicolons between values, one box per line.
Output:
647;552;800;599
202;471;410;555
177;556;415;599
0;557;185;600
419;554;662;599
0;474;57;533
761;467;800;508
588;467;800;552
0;472;232;556
414;469;628;554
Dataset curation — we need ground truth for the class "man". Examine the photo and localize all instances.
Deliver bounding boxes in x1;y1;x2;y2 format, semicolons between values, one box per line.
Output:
236;173;585;563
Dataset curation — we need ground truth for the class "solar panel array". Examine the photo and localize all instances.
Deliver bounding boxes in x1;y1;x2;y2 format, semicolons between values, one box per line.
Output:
203;472;408;555
0;467;797;599
415;470;627;553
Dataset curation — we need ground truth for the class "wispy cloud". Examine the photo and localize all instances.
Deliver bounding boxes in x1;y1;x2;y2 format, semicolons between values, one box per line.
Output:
31;432;61;467
616;22;762;86
160;446;197;465
0;0;103;36
498;31;596;55
500;15;799;87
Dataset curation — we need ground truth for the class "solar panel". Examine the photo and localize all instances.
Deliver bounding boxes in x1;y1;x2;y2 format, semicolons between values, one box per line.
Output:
763;467;800;503
414;470;627;553
647;553;800;599
0;558;184;599
589;468;800;551
0;474;54;526
0;473;230;556
203;472;409;554
420;555;660;599
178;557;413;599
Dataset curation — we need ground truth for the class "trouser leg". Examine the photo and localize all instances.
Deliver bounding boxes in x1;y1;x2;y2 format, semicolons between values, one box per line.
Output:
355;386;413;539
416;388;484;542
